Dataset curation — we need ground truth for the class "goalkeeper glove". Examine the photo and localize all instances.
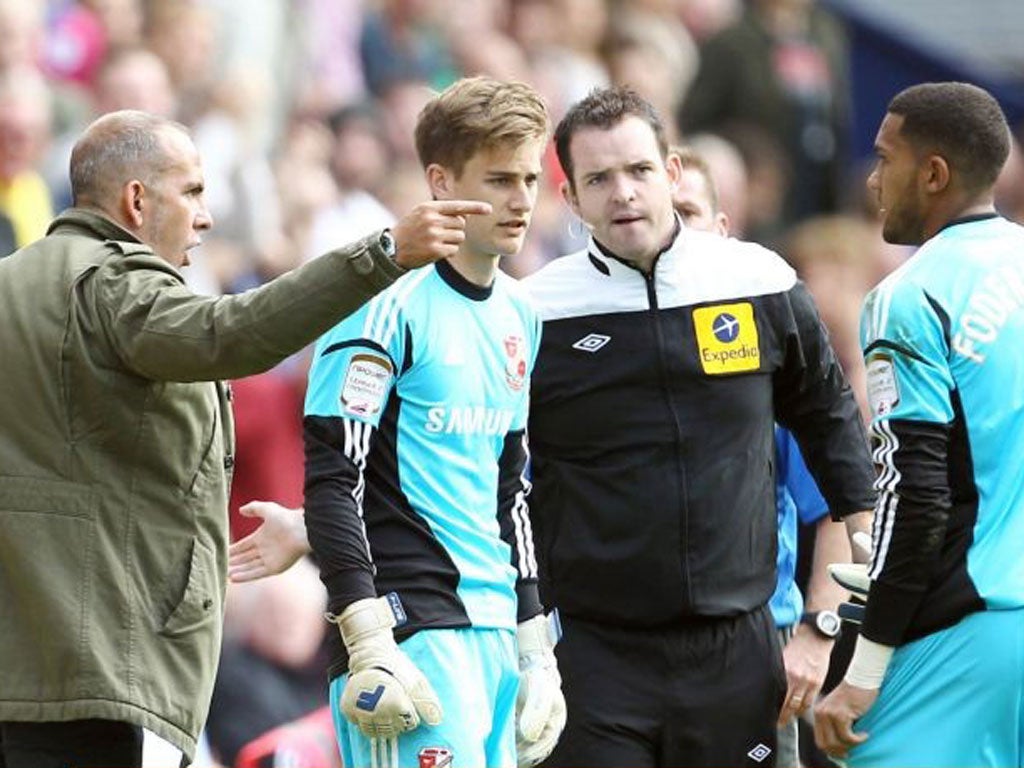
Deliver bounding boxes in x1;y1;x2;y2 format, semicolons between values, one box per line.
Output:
333;594;443;739
515;614;566;768
828;562;870;625
828;562;870;597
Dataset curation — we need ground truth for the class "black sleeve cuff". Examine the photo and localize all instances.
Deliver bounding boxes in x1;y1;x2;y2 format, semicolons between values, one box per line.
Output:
516;580;543;623
861;579;927;646
324;567;378;616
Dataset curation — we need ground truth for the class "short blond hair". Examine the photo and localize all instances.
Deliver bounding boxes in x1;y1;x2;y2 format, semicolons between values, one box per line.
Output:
414;76;550;176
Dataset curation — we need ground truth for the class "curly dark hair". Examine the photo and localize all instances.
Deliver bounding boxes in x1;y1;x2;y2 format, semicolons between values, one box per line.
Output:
888;82;1010;193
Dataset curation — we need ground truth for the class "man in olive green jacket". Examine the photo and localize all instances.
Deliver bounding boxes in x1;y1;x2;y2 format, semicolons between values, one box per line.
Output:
0;110;489;767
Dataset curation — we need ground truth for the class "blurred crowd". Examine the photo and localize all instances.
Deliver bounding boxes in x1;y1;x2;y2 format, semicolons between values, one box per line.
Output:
4;0;1024;765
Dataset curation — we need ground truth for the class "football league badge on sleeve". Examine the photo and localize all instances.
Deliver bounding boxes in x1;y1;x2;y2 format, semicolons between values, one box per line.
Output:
866;351;900;416
504;334;527;391
341;353;394;416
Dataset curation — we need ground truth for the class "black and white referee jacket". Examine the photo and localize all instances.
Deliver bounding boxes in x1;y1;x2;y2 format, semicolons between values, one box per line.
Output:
522;225;876;627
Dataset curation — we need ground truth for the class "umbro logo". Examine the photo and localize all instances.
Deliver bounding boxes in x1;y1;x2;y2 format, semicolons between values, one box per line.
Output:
572;333;611;352
747;743;772;763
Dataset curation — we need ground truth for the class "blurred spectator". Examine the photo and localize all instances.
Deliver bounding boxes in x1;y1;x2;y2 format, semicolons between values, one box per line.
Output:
784;214;883;419
141;0;289;264
306;103;395;261
446;0;533;82
510;0;609;118
144;0;218;124
604;6;699;144
0;0;89;139
0;66;54;248
377;76;435;163
679;0;851;233
82;0;144;50
94;45;177;117
190;69;285;251
273;116;339;273
207;556;329;767
293;0;367;115
0;0;45;73
44;0;107;86
359;0;457;96
677;0;742;42
686;132;751;237
720;122;791;246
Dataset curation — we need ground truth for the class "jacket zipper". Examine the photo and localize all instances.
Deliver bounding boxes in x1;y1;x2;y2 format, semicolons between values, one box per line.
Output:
643;266;694;609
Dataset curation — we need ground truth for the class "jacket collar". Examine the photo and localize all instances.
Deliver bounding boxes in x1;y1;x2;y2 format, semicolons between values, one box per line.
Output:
47;208;145;245
586;213;684;276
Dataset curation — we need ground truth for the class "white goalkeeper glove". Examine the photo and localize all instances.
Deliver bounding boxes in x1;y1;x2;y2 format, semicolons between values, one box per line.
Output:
515;614;566;768
828;562;871;625
827;531;873;624
333;594;443;739
828;562;870;597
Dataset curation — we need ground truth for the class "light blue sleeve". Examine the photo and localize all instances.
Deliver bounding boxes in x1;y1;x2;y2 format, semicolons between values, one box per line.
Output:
304;299;406;426
861;277;954;426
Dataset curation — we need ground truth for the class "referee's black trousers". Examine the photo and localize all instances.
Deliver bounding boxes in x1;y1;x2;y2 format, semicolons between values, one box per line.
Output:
542;604;786;767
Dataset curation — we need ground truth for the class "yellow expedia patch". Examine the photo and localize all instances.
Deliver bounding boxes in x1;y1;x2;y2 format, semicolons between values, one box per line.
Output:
692;302;761;374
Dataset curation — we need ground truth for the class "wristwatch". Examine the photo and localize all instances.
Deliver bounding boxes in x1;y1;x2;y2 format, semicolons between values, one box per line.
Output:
378;228;397;259
800;610;841;639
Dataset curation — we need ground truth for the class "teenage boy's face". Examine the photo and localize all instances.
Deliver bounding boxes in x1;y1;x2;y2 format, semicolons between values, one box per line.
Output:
563;115;679;264
436;138;545;259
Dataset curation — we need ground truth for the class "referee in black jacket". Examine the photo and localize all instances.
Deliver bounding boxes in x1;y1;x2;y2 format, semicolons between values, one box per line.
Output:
522;87;875;767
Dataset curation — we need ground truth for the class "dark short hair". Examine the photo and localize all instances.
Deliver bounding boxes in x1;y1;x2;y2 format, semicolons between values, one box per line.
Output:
555;86;668;190
888;82;1010;192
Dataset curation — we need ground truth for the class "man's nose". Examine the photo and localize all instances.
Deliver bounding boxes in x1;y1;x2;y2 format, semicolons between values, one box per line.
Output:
610;175;636;203
195;205;214;231
866;166;880;194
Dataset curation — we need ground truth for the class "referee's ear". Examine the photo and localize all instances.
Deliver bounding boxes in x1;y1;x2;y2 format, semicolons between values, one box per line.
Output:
560;179;580;219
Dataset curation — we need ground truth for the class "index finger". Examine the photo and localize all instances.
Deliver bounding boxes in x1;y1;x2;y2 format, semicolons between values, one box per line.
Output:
434;199;493;217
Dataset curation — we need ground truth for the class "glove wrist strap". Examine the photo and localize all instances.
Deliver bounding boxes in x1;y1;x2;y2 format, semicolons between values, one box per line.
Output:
333;596;397;647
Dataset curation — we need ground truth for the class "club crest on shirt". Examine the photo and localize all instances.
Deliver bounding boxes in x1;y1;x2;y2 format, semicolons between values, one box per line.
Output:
504;334;527;391
692;302;761;374
418;746;453;768
340;353;393;416
866;351;900;417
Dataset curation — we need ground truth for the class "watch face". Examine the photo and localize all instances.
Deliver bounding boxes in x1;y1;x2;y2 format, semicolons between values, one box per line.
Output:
817;611;841;637
379;230;396;257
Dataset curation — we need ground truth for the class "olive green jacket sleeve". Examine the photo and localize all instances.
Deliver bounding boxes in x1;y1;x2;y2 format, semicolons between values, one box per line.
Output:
88;230;404;382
